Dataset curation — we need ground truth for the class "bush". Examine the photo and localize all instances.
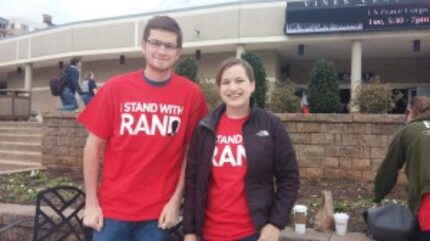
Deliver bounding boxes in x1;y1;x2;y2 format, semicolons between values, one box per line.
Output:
241;52;268;108
356;76;403;113
176;57;198;83
308;59;340;113
199;79;222;111
270;80;301;113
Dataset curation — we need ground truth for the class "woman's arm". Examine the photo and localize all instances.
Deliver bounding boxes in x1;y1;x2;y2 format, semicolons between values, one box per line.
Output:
182;128;202;235
269;117;300;229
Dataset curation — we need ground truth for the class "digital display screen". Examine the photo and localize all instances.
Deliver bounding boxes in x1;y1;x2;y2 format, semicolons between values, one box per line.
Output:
285;0;430;34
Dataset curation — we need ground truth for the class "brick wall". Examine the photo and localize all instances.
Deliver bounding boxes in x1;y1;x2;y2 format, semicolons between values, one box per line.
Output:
42;112;87;168
41;112;405;181
279;113;405;181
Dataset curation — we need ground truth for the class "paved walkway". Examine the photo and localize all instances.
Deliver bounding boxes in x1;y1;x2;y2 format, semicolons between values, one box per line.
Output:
280;227;374;241
0;203;374;241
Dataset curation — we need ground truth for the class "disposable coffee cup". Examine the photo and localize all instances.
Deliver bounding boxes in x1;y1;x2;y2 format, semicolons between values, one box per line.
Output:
293;204;308;235
334;212;349;236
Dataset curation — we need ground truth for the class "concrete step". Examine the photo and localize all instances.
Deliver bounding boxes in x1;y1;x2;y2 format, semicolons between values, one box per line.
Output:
0;142;41;152
0;150;41;163
0;127;42;135
0;162;45;175
0;121;42;128
0;134;42;143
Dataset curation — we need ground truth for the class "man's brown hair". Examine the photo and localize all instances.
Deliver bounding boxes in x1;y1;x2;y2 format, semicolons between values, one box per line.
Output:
410;96;430;116
142;16;182;48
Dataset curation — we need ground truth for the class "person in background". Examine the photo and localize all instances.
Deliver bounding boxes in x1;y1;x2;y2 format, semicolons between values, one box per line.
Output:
59;56;83;111
81;71;98;106
183;57;299;241
373;96;430;241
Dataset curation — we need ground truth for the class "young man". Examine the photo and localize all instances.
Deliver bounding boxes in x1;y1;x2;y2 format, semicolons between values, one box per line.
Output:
78;16;208;241
59;56;83;111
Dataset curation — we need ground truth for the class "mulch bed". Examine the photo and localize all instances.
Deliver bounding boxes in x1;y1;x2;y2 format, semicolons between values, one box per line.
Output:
0;169;408;233
297;178;408;232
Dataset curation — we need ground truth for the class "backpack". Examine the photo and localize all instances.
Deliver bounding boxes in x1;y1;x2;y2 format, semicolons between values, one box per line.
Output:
363;204;420;241
50;67;70;96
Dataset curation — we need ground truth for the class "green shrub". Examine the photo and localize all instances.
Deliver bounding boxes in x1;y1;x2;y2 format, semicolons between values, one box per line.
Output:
356;76;403;113
176;57;198;83
270;80;301;113
199;79;222;111
308;59;340;113
333;201;350;213
241;52;268;108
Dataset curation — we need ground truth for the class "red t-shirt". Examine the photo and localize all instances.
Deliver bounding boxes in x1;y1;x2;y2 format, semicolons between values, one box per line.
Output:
419;192;430;231
78;70;208;221
203;113;256;241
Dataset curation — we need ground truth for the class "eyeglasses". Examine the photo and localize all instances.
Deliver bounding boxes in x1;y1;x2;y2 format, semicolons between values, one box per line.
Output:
145;39;179;51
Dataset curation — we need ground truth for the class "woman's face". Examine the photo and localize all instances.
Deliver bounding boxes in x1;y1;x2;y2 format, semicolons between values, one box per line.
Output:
218;64;255;111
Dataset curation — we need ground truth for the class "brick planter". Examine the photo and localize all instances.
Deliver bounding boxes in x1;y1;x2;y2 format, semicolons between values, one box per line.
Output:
41;112;405;181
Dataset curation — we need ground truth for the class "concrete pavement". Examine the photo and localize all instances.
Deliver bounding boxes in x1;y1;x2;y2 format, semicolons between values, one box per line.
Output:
280;227;374;241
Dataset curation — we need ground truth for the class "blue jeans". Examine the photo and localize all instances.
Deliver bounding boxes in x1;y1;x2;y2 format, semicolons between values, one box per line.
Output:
422;231;430;241
58;87;78;111
93;219;170;241
81;93;93;106
240;234;258;241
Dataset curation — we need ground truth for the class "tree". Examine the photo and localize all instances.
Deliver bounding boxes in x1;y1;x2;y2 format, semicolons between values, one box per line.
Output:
241;52;268;108
308;59;340;113
175;57;198;83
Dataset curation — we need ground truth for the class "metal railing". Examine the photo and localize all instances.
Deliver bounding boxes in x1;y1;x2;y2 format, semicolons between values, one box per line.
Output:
0;89;31;121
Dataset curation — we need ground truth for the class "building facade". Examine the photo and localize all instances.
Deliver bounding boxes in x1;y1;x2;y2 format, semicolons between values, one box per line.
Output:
0;0;429;114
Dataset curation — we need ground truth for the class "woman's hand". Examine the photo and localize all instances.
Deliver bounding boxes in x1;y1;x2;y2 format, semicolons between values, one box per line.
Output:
258;223;280;241
184;234;198;241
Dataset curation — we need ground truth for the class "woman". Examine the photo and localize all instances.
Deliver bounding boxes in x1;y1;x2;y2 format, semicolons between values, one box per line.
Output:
373;96;430;241
183;58;299;241
80;71;98;106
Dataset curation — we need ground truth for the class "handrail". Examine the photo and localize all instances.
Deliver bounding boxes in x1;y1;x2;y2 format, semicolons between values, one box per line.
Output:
0;89;31;121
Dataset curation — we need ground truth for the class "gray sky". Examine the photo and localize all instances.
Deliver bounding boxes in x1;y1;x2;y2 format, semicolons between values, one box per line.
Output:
0;0;241;25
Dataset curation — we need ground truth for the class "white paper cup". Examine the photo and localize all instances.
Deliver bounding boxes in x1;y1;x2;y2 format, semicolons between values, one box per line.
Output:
293;205;308;235
294;223;306;235
334;213;349;236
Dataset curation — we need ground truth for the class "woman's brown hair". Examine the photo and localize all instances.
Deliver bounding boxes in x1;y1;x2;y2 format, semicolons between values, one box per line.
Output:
215;58;255;86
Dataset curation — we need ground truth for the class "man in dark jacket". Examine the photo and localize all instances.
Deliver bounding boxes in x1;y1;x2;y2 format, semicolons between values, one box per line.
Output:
58;56;82;111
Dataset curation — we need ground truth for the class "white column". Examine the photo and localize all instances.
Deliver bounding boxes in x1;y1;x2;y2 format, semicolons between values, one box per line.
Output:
236;44;246;59
24;63;33;91
350;40;362;113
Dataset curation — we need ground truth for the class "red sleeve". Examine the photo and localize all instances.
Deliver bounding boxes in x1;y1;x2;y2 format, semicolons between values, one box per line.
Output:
184;86;208;144
77;83;114;139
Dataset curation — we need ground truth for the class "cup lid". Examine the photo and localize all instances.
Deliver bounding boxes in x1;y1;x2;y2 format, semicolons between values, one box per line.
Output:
293;204;308;213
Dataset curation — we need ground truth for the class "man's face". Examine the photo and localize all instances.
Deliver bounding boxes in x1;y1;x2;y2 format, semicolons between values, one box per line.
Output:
142;29;181;73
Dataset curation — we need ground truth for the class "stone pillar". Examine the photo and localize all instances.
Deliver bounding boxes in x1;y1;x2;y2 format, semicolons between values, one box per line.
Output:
24;63;33;91
236;44;246;59
350;40;362;113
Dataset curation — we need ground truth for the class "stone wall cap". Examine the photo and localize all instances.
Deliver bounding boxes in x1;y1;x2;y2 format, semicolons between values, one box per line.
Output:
276;113;404;124
43;111;80;119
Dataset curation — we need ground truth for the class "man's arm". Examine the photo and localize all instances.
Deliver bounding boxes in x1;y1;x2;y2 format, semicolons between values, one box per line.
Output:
83;132;106;231
158;145;189;229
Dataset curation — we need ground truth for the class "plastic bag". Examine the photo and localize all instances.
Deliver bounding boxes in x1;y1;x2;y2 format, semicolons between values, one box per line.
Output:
314;190;334;231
